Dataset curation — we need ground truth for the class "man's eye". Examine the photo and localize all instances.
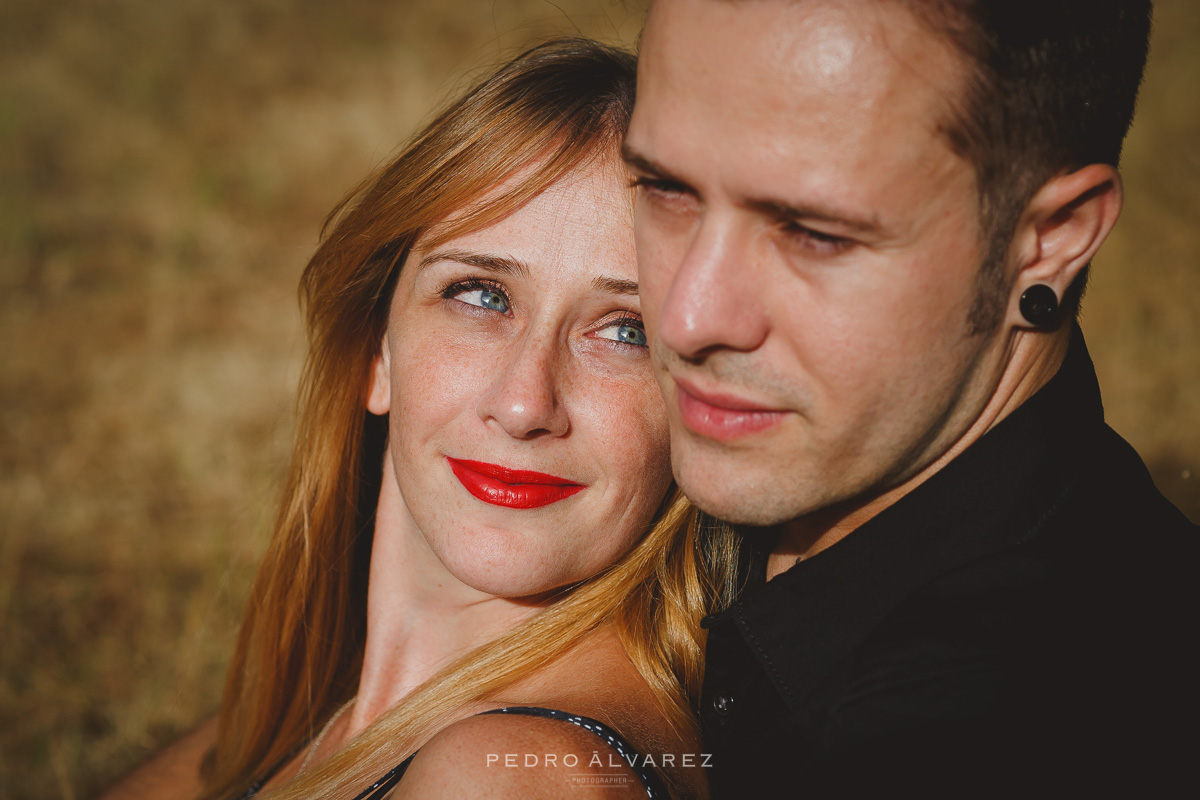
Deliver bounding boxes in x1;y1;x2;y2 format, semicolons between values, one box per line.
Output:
595;318;648;348
631;176;690;199
781;223;853;256
445;282;511;314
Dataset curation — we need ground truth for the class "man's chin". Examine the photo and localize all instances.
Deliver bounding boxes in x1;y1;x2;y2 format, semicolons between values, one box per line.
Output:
671;449;814;527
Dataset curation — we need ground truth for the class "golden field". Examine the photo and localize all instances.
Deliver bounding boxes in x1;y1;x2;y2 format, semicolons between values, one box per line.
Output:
0;2;1195;798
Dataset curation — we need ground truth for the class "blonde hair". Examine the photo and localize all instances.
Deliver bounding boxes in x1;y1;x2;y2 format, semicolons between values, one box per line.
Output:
200;38;739;800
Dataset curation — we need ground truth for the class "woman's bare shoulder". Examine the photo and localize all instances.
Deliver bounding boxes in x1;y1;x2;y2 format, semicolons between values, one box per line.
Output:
389;625;708;798
515;627;710;797
97;716;218;800
391;711;645;799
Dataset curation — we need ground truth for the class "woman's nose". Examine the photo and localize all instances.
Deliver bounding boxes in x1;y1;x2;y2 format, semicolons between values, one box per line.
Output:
475;328;570;439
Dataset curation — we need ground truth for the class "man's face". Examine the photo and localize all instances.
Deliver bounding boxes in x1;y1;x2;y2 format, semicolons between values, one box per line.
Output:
627;0;1011;526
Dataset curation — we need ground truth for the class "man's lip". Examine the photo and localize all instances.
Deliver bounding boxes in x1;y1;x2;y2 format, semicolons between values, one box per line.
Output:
447;458;582;486
446;458;585;509
672;377;787;440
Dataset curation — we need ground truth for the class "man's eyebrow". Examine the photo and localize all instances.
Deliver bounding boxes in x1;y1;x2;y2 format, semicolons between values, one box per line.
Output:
624;145;883;235
592;276;639;296
746;197;885;236
417;249;531;277
620;146;683;184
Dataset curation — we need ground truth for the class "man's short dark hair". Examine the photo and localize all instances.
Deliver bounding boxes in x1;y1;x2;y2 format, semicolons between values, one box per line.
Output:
899;0;1152;329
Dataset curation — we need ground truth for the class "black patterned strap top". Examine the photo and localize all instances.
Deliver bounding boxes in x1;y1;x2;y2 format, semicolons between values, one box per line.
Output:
350;706;668;800
241;706;668;799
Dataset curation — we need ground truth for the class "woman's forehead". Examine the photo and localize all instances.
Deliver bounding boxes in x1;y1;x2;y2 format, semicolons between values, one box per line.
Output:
417;148;629;246
409;155;636;282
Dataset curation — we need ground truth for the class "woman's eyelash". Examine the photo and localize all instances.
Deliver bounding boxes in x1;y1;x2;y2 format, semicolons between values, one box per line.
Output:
440;277;506;298
444;280;513;314
596;312;649;349
438;280;645;348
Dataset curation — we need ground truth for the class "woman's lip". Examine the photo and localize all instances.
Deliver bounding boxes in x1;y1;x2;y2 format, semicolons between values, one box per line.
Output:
449;459;581;485
446;458;584;509
673;377;787;440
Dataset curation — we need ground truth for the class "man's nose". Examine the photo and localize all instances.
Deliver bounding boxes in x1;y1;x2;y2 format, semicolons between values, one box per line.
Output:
655;217;769;360
475;328;570;439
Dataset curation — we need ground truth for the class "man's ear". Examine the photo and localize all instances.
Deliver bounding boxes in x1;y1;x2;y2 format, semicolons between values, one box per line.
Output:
1003;164;1123;327
366;334;391;415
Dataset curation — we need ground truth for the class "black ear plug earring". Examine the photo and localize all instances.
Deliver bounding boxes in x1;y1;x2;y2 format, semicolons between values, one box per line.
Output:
1019;284;1059;327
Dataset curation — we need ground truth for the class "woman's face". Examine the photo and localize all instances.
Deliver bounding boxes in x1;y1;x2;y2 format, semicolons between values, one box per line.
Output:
368;155;673;598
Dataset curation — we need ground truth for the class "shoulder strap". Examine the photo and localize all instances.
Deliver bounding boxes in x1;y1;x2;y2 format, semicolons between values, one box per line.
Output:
348;754;414;800
349;706;670;800
481;706;669;798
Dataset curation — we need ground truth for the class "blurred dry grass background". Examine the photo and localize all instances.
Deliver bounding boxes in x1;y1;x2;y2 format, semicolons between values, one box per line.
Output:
0;1;1194;798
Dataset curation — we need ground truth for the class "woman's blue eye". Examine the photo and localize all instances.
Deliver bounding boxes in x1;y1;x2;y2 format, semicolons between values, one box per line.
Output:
453;286;510;313
596;320;648;347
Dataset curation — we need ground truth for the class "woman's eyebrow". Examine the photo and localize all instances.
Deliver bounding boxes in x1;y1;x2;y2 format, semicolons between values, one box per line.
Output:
418;251;636;296
593;276;639;296
417;249;531;278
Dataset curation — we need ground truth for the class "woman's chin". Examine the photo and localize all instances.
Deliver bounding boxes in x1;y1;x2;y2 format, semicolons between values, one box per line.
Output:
434;545;582;601
444;561;569;601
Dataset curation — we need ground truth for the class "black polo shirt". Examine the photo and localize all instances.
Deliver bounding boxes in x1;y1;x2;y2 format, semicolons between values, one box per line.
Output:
700;329;1197;797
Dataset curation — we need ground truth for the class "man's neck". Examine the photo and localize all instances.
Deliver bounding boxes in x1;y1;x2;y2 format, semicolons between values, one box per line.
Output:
767;327;1072;581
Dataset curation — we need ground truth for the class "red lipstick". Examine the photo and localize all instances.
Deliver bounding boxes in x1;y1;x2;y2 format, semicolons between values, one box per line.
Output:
674;378;786;440
447;458;584;509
